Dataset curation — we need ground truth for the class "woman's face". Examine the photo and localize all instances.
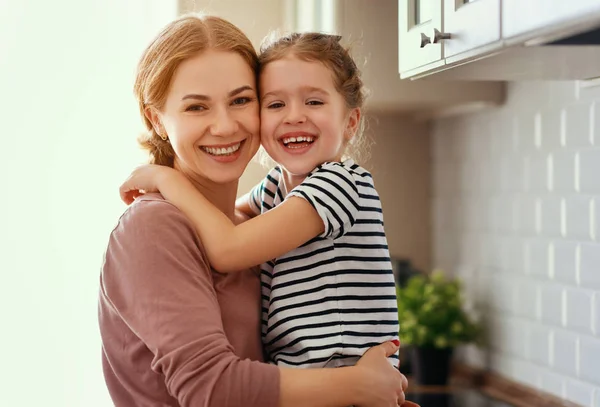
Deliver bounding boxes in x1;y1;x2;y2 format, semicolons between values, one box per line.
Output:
153;50;260;185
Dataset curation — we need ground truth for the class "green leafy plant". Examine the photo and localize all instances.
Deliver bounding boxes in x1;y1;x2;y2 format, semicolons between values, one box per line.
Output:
397;269;481;348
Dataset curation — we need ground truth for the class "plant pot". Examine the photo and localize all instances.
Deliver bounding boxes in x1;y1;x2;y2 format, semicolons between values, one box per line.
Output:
410;346;454;385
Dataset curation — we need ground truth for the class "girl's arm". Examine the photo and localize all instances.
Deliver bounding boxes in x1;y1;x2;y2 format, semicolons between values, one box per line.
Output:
162;171;323;272
120;165;324;273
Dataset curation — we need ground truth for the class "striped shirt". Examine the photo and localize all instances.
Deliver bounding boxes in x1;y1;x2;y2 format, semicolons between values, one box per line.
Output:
248;159;399;368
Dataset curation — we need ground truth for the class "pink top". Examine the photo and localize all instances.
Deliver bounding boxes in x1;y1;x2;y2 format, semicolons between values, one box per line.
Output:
99;193;280;407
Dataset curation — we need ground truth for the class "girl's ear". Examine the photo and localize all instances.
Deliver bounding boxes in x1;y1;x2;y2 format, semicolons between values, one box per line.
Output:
345;107;361;141
144;106;164;135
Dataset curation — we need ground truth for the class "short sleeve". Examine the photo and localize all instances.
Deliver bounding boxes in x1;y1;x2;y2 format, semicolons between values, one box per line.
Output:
287;162;360;239
247;180;264;216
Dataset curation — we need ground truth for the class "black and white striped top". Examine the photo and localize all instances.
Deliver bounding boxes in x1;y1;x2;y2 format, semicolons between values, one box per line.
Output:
248;160;399;368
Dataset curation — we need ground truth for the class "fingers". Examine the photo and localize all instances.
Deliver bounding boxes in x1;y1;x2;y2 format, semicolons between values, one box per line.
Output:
400;373;408;391
401;401;420;407
120;188;143;205
381;340;401;357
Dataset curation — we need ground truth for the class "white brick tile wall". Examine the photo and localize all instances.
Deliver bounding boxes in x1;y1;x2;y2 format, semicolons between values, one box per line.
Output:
580;243;600;289
528;324;552;366
552;150;576;193
565;379;595;407
580;337;600;384
593;198;599;241
565;288;593;334
552;331;578;376
594;293;600;335
540;108;562;150
552;240;578;284
564;196;592;239
540;369;566;399
540;283;564;326
541;196;563;237
528;239;551;278
579;150;600;193
563;104;592;149
516;279;539;319
432;81;600;406
592;102;599;146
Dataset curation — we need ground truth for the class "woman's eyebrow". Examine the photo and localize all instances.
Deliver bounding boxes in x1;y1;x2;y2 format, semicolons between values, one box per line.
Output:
182;85;255;101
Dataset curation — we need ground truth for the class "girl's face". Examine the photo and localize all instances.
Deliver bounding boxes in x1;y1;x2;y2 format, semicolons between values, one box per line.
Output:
149;50;260;186
259;56;360;181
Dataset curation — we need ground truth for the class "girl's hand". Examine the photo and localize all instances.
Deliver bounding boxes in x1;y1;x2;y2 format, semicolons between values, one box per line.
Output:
355;341;419;407
119;164;177;205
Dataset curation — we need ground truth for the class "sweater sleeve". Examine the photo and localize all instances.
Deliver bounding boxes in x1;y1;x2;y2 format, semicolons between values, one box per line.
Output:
101;198;280;407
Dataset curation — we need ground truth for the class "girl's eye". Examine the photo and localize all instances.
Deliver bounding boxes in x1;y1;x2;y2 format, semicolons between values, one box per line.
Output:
232;97;252;106
267;102;285;109
306;100;324;106
186;105;206;112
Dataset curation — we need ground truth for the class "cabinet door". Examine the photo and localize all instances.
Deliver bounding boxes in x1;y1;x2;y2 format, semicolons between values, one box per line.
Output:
398;0;443;73
442;0;501;58
503;0;600;39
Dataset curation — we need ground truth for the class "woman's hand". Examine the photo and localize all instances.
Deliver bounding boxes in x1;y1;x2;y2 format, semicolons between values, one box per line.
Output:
119;164;178;205
354;341;419;407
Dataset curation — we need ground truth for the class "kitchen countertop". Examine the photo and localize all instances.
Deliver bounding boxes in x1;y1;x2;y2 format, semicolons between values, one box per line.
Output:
405;388;515;407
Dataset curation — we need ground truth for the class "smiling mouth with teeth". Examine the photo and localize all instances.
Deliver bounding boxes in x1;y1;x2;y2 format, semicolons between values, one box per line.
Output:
200;141;242;156
281;135;315;149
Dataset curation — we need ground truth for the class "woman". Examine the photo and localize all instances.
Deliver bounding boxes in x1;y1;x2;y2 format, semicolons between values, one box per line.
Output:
99;13;413;407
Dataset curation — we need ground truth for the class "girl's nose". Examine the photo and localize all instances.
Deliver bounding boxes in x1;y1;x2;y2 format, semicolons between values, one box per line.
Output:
284;103;307;124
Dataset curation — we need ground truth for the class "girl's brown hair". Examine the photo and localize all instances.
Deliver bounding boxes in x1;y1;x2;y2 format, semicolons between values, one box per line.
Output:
258;32;370;162
134;14;259;166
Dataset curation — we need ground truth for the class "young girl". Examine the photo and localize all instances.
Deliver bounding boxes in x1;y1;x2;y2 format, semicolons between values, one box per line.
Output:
120;32;400;369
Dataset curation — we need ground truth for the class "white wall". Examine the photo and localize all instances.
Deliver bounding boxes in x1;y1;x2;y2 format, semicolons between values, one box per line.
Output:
432;81;600;406
1;1;177;405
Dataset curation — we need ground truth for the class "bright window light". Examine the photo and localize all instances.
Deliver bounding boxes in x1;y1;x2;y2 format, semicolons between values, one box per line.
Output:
0;1;177;406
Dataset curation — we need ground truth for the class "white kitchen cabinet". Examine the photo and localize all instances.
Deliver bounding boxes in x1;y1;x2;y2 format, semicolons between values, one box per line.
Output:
344;0;504;115
398;0;444;72
503;0;600;40
400;0;600;81
443;0;501;58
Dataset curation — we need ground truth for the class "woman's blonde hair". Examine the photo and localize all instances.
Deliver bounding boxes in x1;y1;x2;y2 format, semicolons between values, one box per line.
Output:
134;14;259;166
258;32;370;163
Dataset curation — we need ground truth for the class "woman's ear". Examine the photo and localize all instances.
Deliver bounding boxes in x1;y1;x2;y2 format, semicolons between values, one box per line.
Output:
345;107;361;141
144;106;164;135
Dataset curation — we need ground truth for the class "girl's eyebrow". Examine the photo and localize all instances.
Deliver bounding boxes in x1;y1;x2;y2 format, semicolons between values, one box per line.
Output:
182;85;255;101
262;86;330;99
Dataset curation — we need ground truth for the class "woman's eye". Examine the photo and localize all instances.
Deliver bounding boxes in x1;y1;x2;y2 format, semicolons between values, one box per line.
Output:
267;102;284;109
232;97;252;106
186;105;206;112
306;100;324;106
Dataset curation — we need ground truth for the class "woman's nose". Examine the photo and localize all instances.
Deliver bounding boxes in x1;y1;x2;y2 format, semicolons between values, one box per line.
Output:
210;108;239;137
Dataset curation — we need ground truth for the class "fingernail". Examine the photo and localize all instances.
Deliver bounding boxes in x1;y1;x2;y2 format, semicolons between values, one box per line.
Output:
392;339;400;347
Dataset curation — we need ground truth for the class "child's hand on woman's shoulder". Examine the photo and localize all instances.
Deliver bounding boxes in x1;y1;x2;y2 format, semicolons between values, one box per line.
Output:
119;164;179;205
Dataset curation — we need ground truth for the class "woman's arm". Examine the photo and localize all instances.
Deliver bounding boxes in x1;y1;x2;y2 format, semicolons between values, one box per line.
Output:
102;197;415;407
120;165;324;273
280;341;414;407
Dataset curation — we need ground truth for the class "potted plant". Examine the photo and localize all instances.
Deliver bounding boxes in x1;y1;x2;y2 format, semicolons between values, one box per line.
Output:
396;269;481;385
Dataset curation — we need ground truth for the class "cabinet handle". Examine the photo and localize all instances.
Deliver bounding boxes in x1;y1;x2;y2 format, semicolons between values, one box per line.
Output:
433;28;452;43
420;33;431;48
